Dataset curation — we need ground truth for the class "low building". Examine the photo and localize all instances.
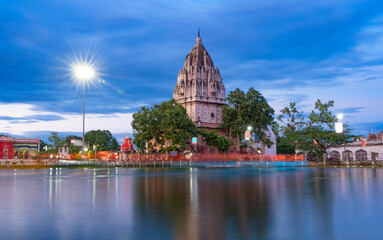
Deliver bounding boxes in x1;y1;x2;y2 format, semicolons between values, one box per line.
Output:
58;139;85;159
0;136;40;159
326;132;383;161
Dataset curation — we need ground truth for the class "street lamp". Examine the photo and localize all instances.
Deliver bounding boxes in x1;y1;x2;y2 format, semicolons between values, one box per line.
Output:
335;114;344;134
72;62;96;160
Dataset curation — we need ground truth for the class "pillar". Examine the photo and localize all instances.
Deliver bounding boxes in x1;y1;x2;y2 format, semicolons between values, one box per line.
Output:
323;153;327;165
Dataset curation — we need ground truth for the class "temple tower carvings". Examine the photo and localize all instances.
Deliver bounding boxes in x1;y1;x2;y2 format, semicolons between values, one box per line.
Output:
173;33;226;129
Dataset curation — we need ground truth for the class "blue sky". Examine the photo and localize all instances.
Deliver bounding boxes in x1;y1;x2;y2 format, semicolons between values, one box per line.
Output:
1;0;383;142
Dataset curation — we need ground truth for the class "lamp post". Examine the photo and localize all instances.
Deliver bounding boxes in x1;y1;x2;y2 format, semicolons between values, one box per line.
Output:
335;114;347;164
72;63;95;160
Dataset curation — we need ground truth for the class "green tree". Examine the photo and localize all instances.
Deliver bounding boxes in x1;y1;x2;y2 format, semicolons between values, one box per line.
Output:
64;135;82;143
48;132;64;151
277;100;356;158
70;145;81;154
222;88;275;151
198;129;232;153
84;130;120;151
39;140;48;153
132;99;197;152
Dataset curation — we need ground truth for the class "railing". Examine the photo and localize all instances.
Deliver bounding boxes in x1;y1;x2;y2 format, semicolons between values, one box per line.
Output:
118;153;304;162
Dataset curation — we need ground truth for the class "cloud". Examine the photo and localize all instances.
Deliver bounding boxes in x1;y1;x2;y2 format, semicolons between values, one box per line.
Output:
0;102;133;137
2;0;383;138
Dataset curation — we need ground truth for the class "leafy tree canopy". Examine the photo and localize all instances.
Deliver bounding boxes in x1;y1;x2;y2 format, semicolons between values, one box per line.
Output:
277;100;356;157
48;132;65;151
198;129;232;152
222;88;275;147
84;130;120;151
64;135;82;144
132;99;197;152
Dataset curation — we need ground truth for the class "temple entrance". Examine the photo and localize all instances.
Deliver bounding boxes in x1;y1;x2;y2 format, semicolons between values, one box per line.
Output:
2;147;8;159
342;150;353;161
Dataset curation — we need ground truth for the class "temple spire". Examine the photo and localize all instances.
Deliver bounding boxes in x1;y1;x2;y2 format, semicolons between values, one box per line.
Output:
196;28;201;44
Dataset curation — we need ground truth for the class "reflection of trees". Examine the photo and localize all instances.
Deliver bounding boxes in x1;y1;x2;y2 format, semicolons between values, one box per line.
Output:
198;170;271;239
133;168;191;239
133;168;271;240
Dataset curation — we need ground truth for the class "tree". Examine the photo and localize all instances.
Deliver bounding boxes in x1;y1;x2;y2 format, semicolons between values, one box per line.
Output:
277;100;356;158
48;132;64;151
222;88;275;151
198;129;232;153
64;135;82;143
84;130;120;151
132;99;197;152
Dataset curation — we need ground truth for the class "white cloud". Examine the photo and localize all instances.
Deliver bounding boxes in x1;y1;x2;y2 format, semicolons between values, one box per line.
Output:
0;102;133;136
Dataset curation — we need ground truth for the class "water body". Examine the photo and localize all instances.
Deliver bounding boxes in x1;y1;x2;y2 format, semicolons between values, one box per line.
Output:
0;167;382;240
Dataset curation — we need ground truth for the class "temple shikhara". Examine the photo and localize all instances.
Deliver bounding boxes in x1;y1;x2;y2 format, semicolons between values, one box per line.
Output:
120;133;134;152
173;31;226;129
174;32;277;155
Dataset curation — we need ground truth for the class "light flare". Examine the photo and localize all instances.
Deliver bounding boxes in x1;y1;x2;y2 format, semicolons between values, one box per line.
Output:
73;63;95;82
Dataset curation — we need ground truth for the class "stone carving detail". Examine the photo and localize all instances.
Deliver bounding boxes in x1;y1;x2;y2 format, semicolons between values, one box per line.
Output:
173;33;226;128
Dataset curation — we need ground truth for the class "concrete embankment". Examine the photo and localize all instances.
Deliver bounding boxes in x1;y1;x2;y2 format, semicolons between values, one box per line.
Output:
0;159;56;168
308;161;383;167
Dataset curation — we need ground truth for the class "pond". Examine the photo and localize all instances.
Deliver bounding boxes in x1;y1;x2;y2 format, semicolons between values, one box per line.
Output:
0;167;382;239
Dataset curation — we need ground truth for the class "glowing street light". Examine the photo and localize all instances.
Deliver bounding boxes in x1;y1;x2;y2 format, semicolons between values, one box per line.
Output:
335;113;344;134
72;61;96;160
73;63;95;82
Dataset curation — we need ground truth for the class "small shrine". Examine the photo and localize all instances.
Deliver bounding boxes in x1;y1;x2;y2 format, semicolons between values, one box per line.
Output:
120;133;134;152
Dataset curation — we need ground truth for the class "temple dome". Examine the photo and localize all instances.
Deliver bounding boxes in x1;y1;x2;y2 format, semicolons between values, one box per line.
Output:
183;35;215;69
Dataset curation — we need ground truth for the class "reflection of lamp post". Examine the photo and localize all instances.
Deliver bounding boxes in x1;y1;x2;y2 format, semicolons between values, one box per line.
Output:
72;63;95;160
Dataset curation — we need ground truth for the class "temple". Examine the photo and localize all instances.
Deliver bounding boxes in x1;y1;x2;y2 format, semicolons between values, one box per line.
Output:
0;136;40;159
173;32;226;129
173;32;276;155
120;133;134;152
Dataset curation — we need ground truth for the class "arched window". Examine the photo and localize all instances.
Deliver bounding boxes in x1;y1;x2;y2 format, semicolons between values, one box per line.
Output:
355;149;367;161
329;150;340;160
211;113;215;119
342;150;353;161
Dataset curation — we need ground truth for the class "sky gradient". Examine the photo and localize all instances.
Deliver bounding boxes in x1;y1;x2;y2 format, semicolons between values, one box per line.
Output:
1;0;383;142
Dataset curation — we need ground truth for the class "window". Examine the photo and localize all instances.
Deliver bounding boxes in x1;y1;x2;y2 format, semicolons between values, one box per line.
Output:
211;113;215;119
329;151;340;160
355;149;367;161
342;150;353;161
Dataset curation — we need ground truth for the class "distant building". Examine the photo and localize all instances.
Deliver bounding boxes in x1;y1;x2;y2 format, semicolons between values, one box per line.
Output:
58;139;87;159
119;133;135;161
173;32;276;154
120;133;134;152
0;136;40;159
326;132;383;161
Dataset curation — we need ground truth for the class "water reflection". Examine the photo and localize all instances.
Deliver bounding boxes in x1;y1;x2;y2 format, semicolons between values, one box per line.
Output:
1;167;383;239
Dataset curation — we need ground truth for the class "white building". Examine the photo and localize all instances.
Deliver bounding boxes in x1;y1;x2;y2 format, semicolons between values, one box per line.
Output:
326;135;382;161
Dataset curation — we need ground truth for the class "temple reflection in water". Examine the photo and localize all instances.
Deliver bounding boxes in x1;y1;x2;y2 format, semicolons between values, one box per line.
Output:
1;167;383;239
